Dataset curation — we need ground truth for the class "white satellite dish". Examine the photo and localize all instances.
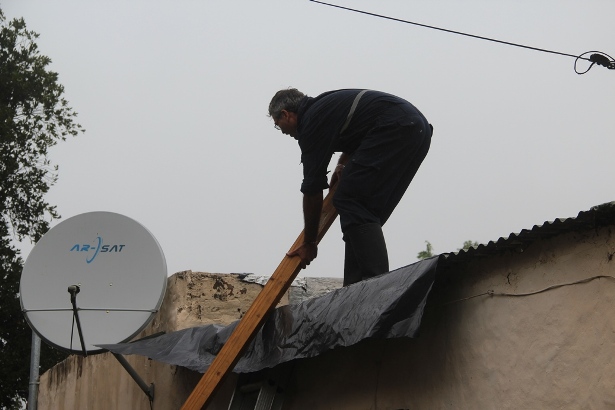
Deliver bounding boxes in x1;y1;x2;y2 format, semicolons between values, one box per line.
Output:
20;212;167;354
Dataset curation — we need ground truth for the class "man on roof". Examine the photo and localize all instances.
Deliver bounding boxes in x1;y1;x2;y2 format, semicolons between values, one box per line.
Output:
269;88;432;286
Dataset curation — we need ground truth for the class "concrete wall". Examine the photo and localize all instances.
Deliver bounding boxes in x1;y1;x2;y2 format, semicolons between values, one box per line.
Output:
280;227;615;409
37;271;275;410
39;226;615;409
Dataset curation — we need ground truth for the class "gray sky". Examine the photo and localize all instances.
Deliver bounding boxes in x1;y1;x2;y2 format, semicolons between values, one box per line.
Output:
5;0;615;279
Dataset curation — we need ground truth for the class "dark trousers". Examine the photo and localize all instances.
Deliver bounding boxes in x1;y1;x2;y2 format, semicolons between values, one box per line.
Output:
333;114;432;285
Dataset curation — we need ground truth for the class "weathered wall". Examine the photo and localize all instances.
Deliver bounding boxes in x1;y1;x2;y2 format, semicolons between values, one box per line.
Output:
37;271;278;410
281;227;615;409
40;226;615;409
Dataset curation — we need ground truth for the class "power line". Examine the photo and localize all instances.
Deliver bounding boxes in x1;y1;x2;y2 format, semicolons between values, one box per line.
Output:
309;0;614;74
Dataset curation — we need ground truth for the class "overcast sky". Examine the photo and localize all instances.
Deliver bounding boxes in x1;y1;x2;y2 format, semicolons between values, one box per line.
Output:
5;0;615;280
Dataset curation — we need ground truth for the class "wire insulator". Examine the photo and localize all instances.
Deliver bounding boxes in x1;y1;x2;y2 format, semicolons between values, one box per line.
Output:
575;51;615;74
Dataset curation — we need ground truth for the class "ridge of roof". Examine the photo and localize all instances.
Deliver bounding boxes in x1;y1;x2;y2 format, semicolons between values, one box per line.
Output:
440;201;615;265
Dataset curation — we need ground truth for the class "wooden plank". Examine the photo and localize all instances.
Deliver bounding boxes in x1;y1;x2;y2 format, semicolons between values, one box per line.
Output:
181;187;338;410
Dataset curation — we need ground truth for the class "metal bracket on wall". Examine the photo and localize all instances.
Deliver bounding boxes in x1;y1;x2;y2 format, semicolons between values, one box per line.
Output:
107;331;165;404
112;353;155;402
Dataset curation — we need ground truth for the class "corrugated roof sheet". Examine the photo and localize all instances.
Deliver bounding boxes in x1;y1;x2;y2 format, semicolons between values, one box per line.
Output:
441;201;615;265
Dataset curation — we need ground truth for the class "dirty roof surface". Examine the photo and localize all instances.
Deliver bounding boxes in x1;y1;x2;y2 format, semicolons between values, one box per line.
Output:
441;201;615;267
99;201;615;375
99;257;438;374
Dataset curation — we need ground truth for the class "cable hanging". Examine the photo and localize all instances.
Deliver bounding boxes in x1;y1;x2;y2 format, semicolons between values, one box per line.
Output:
443;275;615;306
309;0;615;75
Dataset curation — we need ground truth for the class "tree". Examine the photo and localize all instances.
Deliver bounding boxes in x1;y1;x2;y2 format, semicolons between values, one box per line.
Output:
0;9;83;408
417;240;480;260
417;240;434;260
459;240;479;252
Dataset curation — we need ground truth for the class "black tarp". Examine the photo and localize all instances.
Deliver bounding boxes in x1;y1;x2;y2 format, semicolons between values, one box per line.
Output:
99;256;438;374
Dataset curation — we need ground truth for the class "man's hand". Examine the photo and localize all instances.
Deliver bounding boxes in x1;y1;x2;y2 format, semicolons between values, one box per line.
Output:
287;242;318;269
330;153;350;187
329;163;345;188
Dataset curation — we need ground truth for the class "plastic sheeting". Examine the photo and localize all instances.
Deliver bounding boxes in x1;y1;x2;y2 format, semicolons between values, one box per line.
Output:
99;256;438;374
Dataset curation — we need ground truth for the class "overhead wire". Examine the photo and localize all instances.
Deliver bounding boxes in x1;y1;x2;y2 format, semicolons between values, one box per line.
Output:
309;0;614;74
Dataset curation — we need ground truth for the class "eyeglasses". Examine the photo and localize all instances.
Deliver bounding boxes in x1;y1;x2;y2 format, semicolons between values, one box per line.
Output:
273;112;282;130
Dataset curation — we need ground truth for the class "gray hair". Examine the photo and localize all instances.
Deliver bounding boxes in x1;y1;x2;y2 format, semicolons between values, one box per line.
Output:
268;88;306;119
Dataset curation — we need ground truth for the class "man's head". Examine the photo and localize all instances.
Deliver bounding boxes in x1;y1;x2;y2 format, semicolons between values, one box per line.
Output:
269;88;305;139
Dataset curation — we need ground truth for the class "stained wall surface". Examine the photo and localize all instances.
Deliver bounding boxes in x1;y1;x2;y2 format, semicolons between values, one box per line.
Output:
281;228;615;409
39;226;615;409
37;271;276;410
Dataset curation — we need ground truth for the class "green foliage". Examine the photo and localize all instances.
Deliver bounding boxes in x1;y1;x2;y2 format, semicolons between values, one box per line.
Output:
0;9;82;408
459;240;479;251
417;240;480;261
417;240;434;260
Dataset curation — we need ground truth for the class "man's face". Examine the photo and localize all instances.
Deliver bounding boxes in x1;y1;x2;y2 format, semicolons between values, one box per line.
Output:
274;110;298;139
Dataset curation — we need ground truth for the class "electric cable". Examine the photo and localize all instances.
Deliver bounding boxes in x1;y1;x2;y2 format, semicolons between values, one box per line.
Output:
443;275;615;305
309;0;614;74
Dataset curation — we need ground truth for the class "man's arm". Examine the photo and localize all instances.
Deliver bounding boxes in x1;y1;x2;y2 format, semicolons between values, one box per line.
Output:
302;191;323;243
287;191;323;269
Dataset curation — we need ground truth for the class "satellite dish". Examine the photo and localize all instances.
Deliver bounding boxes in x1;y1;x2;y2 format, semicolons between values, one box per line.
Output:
20;212;167;354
